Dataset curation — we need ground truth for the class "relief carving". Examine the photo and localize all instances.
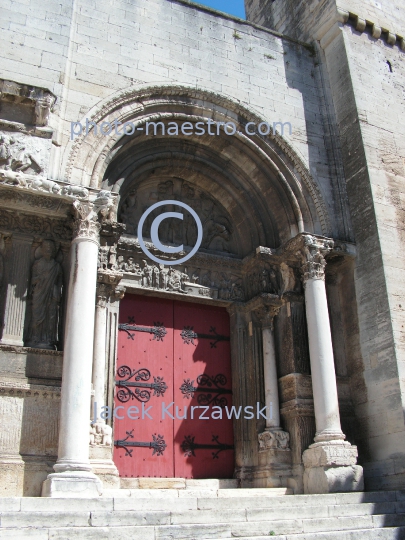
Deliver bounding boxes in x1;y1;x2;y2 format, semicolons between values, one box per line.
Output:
298;235;333;283
72;201;101;241
119;179;235;254
115;250;245;301
0;209;72;241
258;429;290;451
26;240;63;350
89;421;112;447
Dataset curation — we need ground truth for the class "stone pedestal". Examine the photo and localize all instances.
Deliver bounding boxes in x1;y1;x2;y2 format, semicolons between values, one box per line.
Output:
303;441;363;494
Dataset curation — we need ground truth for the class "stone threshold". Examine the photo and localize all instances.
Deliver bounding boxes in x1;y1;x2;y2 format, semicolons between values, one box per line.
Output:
119;478;239;490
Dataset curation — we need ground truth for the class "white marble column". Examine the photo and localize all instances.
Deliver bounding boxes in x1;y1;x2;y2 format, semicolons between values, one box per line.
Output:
42;201;103;497
92;283;109;422
300;236;363;494
258;306;290;452
301;244;344;443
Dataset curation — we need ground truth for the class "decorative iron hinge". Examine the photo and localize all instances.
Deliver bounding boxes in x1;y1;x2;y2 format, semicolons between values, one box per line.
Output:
114;430;167;457
181;434;234;459
115;366;168;403
180;326;230;348
180;374;232;407
119;316;167;341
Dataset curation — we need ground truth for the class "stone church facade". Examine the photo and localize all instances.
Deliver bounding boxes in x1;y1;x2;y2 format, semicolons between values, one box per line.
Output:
0;0;404;497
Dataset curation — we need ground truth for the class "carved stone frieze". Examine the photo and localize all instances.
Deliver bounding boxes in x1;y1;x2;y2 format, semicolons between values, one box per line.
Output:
0;79;55;128
0;209;72;241
258;429;290;451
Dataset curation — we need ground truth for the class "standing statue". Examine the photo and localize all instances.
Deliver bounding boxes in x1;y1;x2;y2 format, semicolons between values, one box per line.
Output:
26;240;63;350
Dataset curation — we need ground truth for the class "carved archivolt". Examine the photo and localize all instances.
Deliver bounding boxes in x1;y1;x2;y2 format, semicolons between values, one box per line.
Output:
64;84;332;238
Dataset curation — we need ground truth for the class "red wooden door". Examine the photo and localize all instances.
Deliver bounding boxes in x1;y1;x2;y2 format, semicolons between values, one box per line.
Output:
173;301;234;479
113;294;234;479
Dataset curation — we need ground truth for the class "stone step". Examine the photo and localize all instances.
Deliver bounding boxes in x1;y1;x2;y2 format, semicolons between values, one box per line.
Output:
103;487;293;498
236;529;405;540
1;516;405;540
119;478;239;490
0;510;405;537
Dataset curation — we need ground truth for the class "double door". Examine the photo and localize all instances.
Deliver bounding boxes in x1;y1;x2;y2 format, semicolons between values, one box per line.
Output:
113;295;235;479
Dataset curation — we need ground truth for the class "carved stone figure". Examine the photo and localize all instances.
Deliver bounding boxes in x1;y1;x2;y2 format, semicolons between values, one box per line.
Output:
61;185;89;199
0;234;5;287
89;422;112;446
141;259;154;287
10;146;42;174
26;240;63;350
34;94;54;127
0;135;13;169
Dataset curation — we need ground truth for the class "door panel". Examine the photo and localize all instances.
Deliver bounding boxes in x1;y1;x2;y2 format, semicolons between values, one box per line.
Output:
113;296;174;478
113;295;234;479
173;301;234;479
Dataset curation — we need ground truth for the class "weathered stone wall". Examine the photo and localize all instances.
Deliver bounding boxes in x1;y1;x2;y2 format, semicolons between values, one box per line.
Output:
0;0;352;240
246;0;405;490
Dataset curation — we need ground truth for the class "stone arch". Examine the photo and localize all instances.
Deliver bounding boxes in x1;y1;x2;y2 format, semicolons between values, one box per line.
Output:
65;84;332;253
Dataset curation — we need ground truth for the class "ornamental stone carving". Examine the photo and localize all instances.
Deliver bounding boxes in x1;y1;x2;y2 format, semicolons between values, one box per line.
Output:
89;421;112;447
26;240;63;350
119;179;235;254
258;429;290;451
298;235;333;283
72;201;101;241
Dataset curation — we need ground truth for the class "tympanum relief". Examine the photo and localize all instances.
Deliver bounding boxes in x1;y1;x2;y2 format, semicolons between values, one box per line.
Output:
119;179;236;255
26;239;63;350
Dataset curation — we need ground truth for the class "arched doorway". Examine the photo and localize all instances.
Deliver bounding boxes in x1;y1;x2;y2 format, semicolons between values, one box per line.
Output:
67;85;338;488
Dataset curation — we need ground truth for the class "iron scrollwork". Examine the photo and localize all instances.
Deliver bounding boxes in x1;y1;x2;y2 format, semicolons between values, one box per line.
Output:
115;366;168;403
114;430;167;457
180;325;230;348
181;434;234;459
119;315;167;341
180;374;232;407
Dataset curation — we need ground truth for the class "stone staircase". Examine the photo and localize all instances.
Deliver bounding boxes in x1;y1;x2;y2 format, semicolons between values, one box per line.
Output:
1;488;405;539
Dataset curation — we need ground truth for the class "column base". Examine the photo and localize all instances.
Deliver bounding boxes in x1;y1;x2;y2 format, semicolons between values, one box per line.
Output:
41;471;103;498
303;440;364;494
90;441;120;490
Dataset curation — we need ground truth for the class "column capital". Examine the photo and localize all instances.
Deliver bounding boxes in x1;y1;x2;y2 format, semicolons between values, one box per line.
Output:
256;305;281;330
95;283;110;308
298;235;333;284
72;201;101;242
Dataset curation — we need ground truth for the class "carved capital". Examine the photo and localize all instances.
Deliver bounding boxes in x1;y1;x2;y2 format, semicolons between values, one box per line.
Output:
72;201;101;242
298;235;333;284
256;305;281;330
113;284;126;300
258;429;290;452
95;283;110;308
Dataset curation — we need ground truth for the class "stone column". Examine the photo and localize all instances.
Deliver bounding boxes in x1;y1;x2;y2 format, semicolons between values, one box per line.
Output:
0;234;32;346
89;279;123;489
300;236;363;494
42;201;103;497
257;306;290;451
